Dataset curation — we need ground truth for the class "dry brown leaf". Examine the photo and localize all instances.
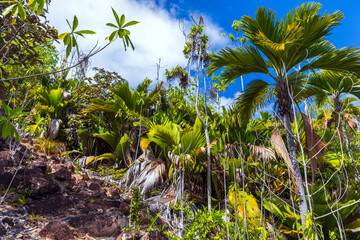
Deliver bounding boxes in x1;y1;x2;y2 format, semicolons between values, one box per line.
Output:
250;145;276;161
344;113;357;130
271;125;291;166
271;125;301;193
301;113;328;180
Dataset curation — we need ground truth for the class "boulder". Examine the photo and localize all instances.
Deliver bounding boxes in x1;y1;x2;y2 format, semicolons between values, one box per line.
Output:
26;193;70;215
39;221;74;240
53;167;72;181
68;212;128;237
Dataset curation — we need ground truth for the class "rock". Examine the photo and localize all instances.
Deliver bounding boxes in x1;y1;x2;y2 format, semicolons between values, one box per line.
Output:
17;168;60;198
39;221;74;240
117;230;145;240
88;182;100;192
82;173;89;180
2;216;14;226
140;231;160;240
53;168;71;181
139;209;150;226
78;190;92;199
118;202;130;216
0;224;6;236
29;160;47;173
0;158;11;169
50;164;65;173
26;193;70;215
68;212;128;237
0;151;13;168
22;234;35;240
78;180;87;188
107;187;121;199
0;170;19;190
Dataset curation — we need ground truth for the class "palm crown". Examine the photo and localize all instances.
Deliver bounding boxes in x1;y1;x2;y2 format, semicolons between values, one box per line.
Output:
208;2;360;122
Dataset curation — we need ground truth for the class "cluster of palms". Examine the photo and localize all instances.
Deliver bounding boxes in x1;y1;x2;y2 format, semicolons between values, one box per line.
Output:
207;2;360;238
74;2;360;238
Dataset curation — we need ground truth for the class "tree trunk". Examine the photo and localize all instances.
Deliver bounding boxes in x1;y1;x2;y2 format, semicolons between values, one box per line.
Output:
195;44;212;212
333;96;354;163
283;112;308;225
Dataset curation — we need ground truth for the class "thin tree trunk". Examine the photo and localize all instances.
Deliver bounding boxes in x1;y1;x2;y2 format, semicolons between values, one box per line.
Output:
334;96;354;163
283;112;308;225
195;44;212;212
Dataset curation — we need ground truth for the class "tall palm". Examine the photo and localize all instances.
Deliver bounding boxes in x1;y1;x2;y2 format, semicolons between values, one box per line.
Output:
207;3;360;224
303;70;360;162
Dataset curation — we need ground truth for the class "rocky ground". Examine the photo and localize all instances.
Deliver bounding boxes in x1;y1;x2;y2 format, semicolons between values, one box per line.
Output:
0;140;169;240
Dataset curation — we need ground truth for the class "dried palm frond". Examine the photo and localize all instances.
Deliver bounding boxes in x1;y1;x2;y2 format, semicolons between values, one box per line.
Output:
125;149;167;195
270;125;301;192
344;113;357;129
301;113;328;178
250;145;276;161
270;125;291;166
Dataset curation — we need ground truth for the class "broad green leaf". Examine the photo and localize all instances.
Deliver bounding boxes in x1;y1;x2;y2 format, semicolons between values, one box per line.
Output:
86;153;116;165
2;4;16;16
1;121;13;139
9;106;23;118
111;7;120;26
66;43;72;58
72;35;77;47
58;32;68;40
106;23;118;28
36;0;44;15
123;20;139;28
74;32;84;37
2;102;11;116
75;30;96;35
108;31;118;43
346;218;360;230
94;131;118;150
64;34;71;45
26;125;38;135
11;5;19;18
115;134;130;162
27;0;35;6
119;14;125;26
18;4;26;21
72;15;78;31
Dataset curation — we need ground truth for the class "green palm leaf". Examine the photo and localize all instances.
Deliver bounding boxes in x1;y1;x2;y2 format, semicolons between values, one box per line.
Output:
235;79;274;124
207;46;271;80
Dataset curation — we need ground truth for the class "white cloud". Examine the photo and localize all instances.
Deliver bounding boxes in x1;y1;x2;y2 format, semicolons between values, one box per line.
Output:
219;96;235;109
47;0;229;87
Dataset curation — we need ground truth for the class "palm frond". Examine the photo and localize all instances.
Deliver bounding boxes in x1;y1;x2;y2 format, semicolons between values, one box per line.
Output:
250;145;276;161
82;99;119;114
94;131;118;150
300;47;360;74
235;79;275;125
207;46;270;80
125;149;167;194
111;82;137;111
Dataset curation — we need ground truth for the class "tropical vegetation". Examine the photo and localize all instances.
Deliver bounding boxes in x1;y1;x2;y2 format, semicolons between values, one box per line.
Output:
1;1;360;239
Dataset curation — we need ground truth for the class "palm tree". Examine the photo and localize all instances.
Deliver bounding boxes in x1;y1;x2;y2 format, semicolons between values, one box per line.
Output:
303;70;360;162
207;3;360;225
